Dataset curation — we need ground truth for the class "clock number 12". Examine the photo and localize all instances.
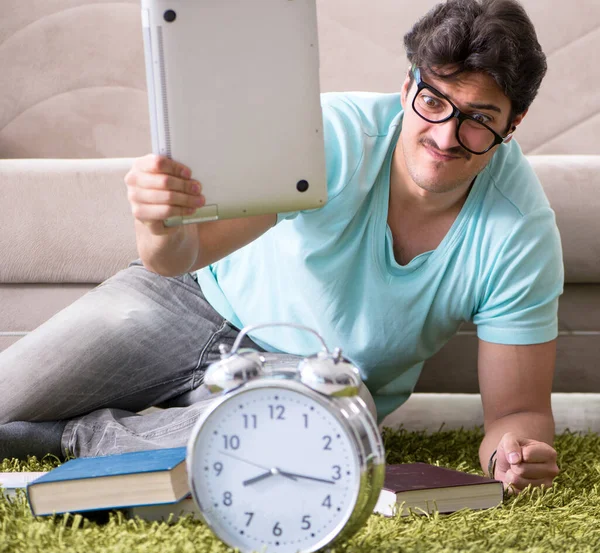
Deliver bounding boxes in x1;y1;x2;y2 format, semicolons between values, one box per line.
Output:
269;405;285;420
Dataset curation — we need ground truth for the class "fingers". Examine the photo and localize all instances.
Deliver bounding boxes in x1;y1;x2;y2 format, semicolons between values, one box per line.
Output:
124;154;205;224
498;433;557;466
131;202;198;222
495;432;560;493
128;185;205;212
521;441;558;464
130;171;200;195
494;432;560;494
499;431;523;465
135;153;192;179
504;464;558;493
509;460;560;481
125;155;199;194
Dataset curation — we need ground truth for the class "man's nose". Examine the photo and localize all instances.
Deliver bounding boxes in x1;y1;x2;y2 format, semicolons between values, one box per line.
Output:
429;117;461;152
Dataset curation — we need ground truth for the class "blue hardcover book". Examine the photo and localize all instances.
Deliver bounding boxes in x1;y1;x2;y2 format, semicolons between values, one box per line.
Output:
27;447;189;516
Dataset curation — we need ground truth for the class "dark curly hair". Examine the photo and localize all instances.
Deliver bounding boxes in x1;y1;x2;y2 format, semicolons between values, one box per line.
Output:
404;0;547;121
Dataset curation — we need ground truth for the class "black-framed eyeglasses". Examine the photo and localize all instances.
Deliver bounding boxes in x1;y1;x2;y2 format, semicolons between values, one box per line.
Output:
410;66;511;155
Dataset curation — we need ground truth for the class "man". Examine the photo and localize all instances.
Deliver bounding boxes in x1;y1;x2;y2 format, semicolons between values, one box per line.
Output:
0;0;561;493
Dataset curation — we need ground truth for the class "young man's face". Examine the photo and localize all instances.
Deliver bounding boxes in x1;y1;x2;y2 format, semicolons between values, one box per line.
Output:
399;67;523;195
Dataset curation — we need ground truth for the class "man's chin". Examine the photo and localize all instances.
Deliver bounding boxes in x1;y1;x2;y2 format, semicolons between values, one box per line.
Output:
413;179;460;194
410;168;467;194
413;152;472;189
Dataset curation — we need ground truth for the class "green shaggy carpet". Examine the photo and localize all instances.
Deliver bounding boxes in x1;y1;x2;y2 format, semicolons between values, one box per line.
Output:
1;427;599;553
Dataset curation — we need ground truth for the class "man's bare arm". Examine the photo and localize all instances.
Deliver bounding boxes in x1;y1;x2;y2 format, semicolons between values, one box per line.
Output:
477;339;559;490
188;214;277;272
134;214;276;276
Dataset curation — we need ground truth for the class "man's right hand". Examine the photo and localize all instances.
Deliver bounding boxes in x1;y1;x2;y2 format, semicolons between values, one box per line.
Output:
122;153;276;276
124;154;205;236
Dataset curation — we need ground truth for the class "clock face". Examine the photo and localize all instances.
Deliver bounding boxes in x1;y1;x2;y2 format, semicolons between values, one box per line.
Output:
188;384;361;553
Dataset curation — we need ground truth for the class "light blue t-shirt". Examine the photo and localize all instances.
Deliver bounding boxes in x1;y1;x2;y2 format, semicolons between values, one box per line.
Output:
196;92;564;422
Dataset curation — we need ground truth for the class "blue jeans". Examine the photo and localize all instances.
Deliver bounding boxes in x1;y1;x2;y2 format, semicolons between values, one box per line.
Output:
0;261;375;457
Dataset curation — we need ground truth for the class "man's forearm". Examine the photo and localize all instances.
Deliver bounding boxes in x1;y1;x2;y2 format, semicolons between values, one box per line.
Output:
135;220;199;276
479;410;555;476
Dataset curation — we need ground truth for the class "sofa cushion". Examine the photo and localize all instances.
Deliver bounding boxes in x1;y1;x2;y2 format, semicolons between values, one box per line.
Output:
0;158;137;283
529;155;600;283
2;156;597;284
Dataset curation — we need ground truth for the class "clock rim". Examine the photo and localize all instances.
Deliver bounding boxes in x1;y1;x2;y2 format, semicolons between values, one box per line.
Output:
186;377;384;553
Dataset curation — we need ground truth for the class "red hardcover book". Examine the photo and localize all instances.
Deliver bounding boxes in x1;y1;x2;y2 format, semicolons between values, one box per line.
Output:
374;463;503;517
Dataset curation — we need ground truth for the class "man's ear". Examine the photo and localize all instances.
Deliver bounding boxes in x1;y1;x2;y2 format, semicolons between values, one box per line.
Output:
400;66;413;108
503;109;528;144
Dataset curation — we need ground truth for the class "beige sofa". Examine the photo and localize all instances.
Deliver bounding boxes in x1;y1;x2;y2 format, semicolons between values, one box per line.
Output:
2;0;600;431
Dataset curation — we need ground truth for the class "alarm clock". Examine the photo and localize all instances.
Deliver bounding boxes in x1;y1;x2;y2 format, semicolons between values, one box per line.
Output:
186;323;385;553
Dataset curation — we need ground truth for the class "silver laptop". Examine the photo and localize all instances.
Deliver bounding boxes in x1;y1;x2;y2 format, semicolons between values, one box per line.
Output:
140;0;328;227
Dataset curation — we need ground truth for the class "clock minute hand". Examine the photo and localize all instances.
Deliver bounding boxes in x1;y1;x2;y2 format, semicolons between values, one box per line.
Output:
218;450;272;471
243;467;299;486
217;451;298;483
277;469;336;485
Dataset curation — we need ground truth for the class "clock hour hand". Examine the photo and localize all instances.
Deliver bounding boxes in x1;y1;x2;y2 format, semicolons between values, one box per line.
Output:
243;468;275;486
243;467;300;486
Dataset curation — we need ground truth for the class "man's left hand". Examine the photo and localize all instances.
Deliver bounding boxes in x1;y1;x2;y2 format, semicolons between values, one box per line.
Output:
494;432;559;493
